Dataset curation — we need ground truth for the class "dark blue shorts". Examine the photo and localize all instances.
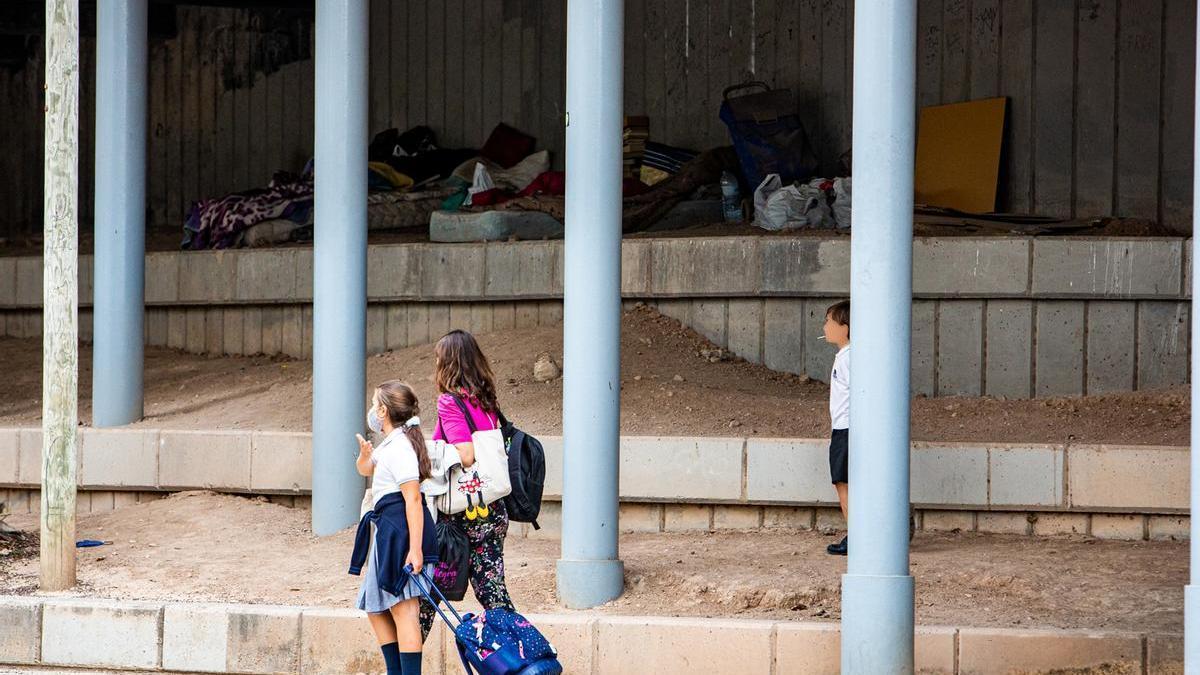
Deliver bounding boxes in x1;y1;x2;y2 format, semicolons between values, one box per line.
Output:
829;428;848;484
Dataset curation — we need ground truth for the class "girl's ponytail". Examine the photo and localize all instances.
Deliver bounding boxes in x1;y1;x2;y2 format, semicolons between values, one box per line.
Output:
405;422;432;482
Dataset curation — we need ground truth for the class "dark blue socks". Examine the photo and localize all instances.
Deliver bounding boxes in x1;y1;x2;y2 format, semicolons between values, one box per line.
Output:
381;643;422;675
399;651;423;674
380;642;402;675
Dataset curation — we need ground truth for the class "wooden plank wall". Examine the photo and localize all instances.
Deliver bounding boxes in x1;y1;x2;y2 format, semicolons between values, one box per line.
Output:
0;0;1196;238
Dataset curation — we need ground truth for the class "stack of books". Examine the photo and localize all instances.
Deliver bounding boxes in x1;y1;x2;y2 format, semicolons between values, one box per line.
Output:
623;115;650;178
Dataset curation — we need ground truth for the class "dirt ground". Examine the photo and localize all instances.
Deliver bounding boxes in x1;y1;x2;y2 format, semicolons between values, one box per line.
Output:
0;305;1190;445
0;492;1184;633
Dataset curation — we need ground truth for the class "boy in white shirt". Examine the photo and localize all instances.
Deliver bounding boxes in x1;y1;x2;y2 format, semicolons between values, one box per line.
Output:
823;300;851;556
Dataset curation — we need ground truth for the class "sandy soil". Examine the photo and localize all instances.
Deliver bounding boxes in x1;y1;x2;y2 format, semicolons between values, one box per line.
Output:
0;492;1184;633
0;306;1189;445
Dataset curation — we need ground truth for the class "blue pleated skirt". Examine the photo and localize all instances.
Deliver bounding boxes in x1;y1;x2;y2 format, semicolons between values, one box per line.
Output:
355;527;428;614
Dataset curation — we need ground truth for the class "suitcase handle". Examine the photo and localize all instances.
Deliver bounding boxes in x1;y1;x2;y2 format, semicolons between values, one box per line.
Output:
407;564;466;630
408;565;488;675
723;80;771;100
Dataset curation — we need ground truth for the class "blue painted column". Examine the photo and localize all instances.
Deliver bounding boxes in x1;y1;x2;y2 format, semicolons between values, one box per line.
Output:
1185;3;1200;671
92;0;147;427
312;0;368;536
840;0;918;672
557;0;626;609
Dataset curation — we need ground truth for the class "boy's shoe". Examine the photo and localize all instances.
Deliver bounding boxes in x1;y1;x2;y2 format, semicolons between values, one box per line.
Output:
826;536;848;556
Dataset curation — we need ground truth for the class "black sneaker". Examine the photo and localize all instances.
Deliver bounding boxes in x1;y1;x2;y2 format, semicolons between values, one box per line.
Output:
826;536;848;556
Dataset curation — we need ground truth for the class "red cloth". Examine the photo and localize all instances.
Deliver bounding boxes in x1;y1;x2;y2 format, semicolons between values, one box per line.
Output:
516;171;650;198
480;123;536;169
469;188;512;206
518;171;566;197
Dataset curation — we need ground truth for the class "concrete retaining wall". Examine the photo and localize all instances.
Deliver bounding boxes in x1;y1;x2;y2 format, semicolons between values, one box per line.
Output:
0;428;1189;540
2;487;1185;542
0;237;1191;397
0;595;1177;674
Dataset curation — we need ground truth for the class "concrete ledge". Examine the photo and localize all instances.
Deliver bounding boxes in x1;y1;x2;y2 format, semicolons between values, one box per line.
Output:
745;438;830;502
1032;238;1184;298
159;430;252;491
41;598;162;670
912;238;1030;296
988;444;1064;507
1;428;1191;516
598;615;775;673
759;238;849;296
79;427;159;489
619;436;744;501
650;238;762;296
299;607;446;675
0;597;41;665
162;604;300;674
0;596;1178;674
4;237;1192;310
957;627;1143;674
1068;445;1188;511
250;432;312;493
774;623;958;674
13;256;42;308
0;257;16;307
911;443;989;506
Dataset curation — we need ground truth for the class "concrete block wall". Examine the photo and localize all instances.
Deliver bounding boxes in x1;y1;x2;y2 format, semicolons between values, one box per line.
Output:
0;236;1191;397
0;427;313;495
10;483;1184;541
0;594;1179;674
1;427;1190;541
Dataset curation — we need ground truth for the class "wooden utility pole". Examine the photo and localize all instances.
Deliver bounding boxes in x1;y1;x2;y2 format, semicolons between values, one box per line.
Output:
40;0;79;592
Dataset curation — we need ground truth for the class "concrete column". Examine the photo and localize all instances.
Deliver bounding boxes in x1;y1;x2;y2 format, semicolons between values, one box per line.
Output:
557;0;625;609
1186;3;1200;670
312;0;368;536
841;1;918;672
92;0;147;427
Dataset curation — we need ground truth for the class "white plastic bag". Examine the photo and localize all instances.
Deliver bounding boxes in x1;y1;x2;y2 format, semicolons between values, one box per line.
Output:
753;174;782;219
465;163;496;206
832;177;851;229
753;173;833;231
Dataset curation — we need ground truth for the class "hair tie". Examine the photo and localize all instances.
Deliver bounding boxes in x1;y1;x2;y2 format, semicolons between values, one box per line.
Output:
403;416;420;430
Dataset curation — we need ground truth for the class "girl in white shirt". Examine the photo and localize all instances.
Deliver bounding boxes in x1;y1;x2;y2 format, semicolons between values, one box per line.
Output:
353;381;434;675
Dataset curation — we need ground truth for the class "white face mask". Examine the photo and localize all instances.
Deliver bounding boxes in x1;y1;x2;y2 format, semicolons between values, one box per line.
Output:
366;405;384;434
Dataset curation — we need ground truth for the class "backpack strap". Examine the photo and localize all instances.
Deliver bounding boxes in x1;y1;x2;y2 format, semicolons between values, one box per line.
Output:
448;394;478;434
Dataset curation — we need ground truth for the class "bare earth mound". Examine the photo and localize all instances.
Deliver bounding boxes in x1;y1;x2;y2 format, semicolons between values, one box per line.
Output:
0;306;1188;444
0;492;1184;634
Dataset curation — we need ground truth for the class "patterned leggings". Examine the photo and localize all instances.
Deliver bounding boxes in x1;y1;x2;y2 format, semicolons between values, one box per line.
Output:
420;500;515;641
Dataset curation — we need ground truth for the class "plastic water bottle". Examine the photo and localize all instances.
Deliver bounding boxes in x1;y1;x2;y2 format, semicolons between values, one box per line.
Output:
720;171;742;222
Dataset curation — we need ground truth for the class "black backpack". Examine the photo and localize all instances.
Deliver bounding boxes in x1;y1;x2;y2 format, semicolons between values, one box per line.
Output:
497;411;546;530
446;396;546;530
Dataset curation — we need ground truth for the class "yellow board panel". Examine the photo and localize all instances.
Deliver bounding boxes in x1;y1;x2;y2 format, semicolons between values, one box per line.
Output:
914;97;1008;213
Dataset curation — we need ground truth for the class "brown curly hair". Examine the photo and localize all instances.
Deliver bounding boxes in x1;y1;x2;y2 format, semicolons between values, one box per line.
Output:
434;330;499;412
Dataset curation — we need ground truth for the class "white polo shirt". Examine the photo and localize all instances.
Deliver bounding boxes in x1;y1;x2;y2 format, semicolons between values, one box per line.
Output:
829;345;850;430
369;429;420;508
